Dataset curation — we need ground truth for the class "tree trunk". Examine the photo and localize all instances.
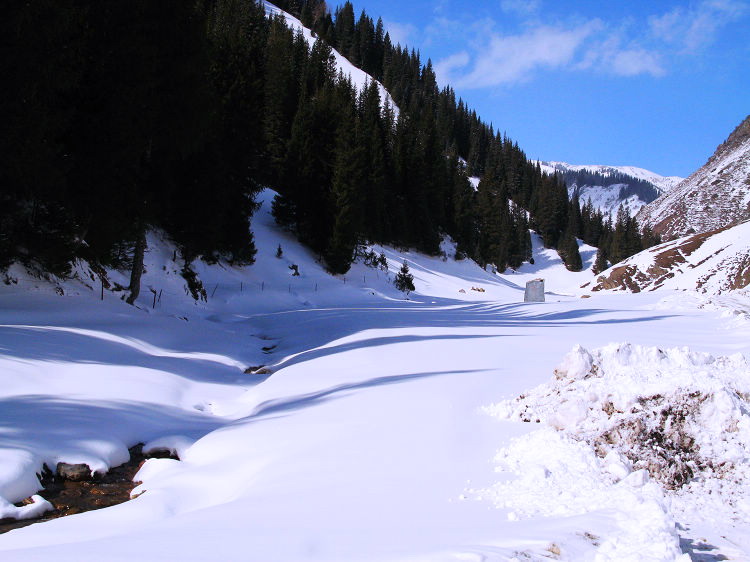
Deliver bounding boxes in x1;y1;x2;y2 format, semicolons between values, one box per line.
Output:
126;227;146;305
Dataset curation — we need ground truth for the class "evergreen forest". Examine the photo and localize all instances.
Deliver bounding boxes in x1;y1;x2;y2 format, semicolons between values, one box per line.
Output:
1;0;659;297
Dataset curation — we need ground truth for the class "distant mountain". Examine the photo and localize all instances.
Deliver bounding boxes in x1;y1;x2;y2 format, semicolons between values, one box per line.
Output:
581;220;750;295
638;115;750;240
539;161;683;220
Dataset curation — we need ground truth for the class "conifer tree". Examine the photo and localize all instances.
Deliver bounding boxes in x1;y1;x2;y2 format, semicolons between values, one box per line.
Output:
558;223;583;272
326;84;364;274
394;260;415;295
593;247;609;275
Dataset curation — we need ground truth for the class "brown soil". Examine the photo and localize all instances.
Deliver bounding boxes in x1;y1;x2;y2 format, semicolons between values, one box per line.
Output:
0;444;177;535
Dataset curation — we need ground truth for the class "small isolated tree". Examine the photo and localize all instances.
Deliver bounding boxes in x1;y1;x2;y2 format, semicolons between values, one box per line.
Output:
394;260;415;295
276;244;283;258
593;247;609;275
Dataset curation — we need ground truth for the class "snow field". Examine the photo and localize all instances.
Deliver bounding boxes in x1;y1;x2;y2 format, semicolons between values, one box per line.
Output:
1;189;749;558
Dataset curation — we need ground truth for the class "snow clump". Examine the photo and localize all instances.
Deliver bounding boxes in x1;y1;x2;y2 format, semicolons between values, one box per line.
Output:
478;343;750;560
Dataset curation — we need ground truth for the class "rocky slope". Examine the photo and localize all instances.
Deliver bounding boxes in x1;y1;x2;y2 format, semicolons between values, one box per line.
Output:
581;220;750;295
638;115;750;240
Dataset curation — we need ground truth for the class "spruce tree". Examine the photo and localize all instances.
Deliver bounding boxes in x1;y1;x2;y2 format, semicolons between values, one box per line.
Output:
593;247;609;275
394;260;415;295
326;88;363;274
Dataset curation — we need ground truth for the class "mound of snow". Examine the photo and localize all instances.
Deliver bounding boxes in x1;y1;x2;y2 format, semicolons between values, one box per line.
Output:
484;342;750;558
469;427;684;561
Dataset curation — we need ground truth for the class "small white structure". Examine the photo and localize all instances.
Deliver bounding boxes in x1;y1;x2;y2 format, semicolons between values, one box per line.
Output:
524;278;545;302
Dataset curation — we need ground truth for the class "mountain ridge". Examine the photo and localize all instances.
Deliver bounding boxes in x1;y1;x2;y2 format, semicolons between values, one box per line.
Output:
637;115;750;240
538;161;682;220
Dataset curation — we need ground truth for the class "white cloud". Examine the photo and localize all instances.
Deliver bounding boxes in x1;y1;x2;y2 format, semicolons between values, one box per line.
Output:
384;20;417;47
578;35;665;78
649;0;748;53
500;0;541;17
422;0;748;90
610;49;664;77
438;23;598;88
434;52;470;86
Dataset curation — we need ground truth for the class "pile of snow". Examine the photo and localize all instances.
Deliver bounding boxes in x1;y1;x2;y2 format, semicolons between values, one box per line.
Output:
469;428;684;561
0;495;52;522
483;342;750;558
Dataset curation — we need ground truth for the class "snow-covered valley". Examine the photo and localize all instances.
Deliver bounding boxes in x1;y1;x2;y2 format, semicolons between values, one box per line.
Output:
1;191;749;561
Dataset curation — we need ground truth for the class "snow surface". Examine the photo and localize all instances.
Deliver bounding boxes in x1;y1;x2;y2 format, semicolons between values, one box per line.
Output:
263;2;398;117
502;231;598;293
485;342;750;560
1;189;749;560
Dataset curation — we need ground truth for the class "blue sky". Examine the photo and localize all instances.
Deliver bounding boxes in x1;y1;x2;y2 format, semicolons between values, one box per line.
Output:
351;0;749;177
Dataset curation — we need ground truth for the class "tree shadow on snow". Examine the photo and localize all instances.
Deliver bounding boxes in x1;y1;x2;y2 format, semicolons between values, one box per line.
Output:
249;301;676;369
0;326;249;385
250;369;485;418
273;333;511;371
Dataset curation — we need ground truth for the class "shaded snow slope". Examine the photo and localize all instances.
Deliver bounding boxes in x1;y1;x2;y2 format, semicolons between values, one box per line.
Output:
582;220;750;295
263;2;398;116
638;115;750;240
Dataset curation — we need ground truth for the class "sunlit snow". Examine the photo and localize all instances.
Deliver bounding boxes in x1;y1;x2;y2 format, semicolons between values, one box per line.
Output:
1;188;749;561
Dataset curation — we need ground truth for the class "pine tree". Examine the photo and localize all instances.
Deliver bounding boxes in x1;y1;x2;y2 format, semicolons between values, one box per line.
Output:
593;247;609;275
394;260;415;295
557;224;583;272
325;88;363;274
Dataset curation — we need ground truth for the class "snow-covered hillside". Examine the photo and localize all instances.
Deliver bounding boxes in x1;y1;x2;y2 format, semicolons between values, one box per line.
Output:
539;161;683;220
541;161;683;193
575;183;649;220
263;1;398;115
582;220;750;295
638;115;750;240
1;188;750;560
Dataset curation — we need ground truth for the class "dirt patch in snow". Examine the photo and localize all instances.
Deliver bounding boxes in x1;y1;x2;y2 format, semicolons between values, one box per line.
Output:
0;444;177;534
